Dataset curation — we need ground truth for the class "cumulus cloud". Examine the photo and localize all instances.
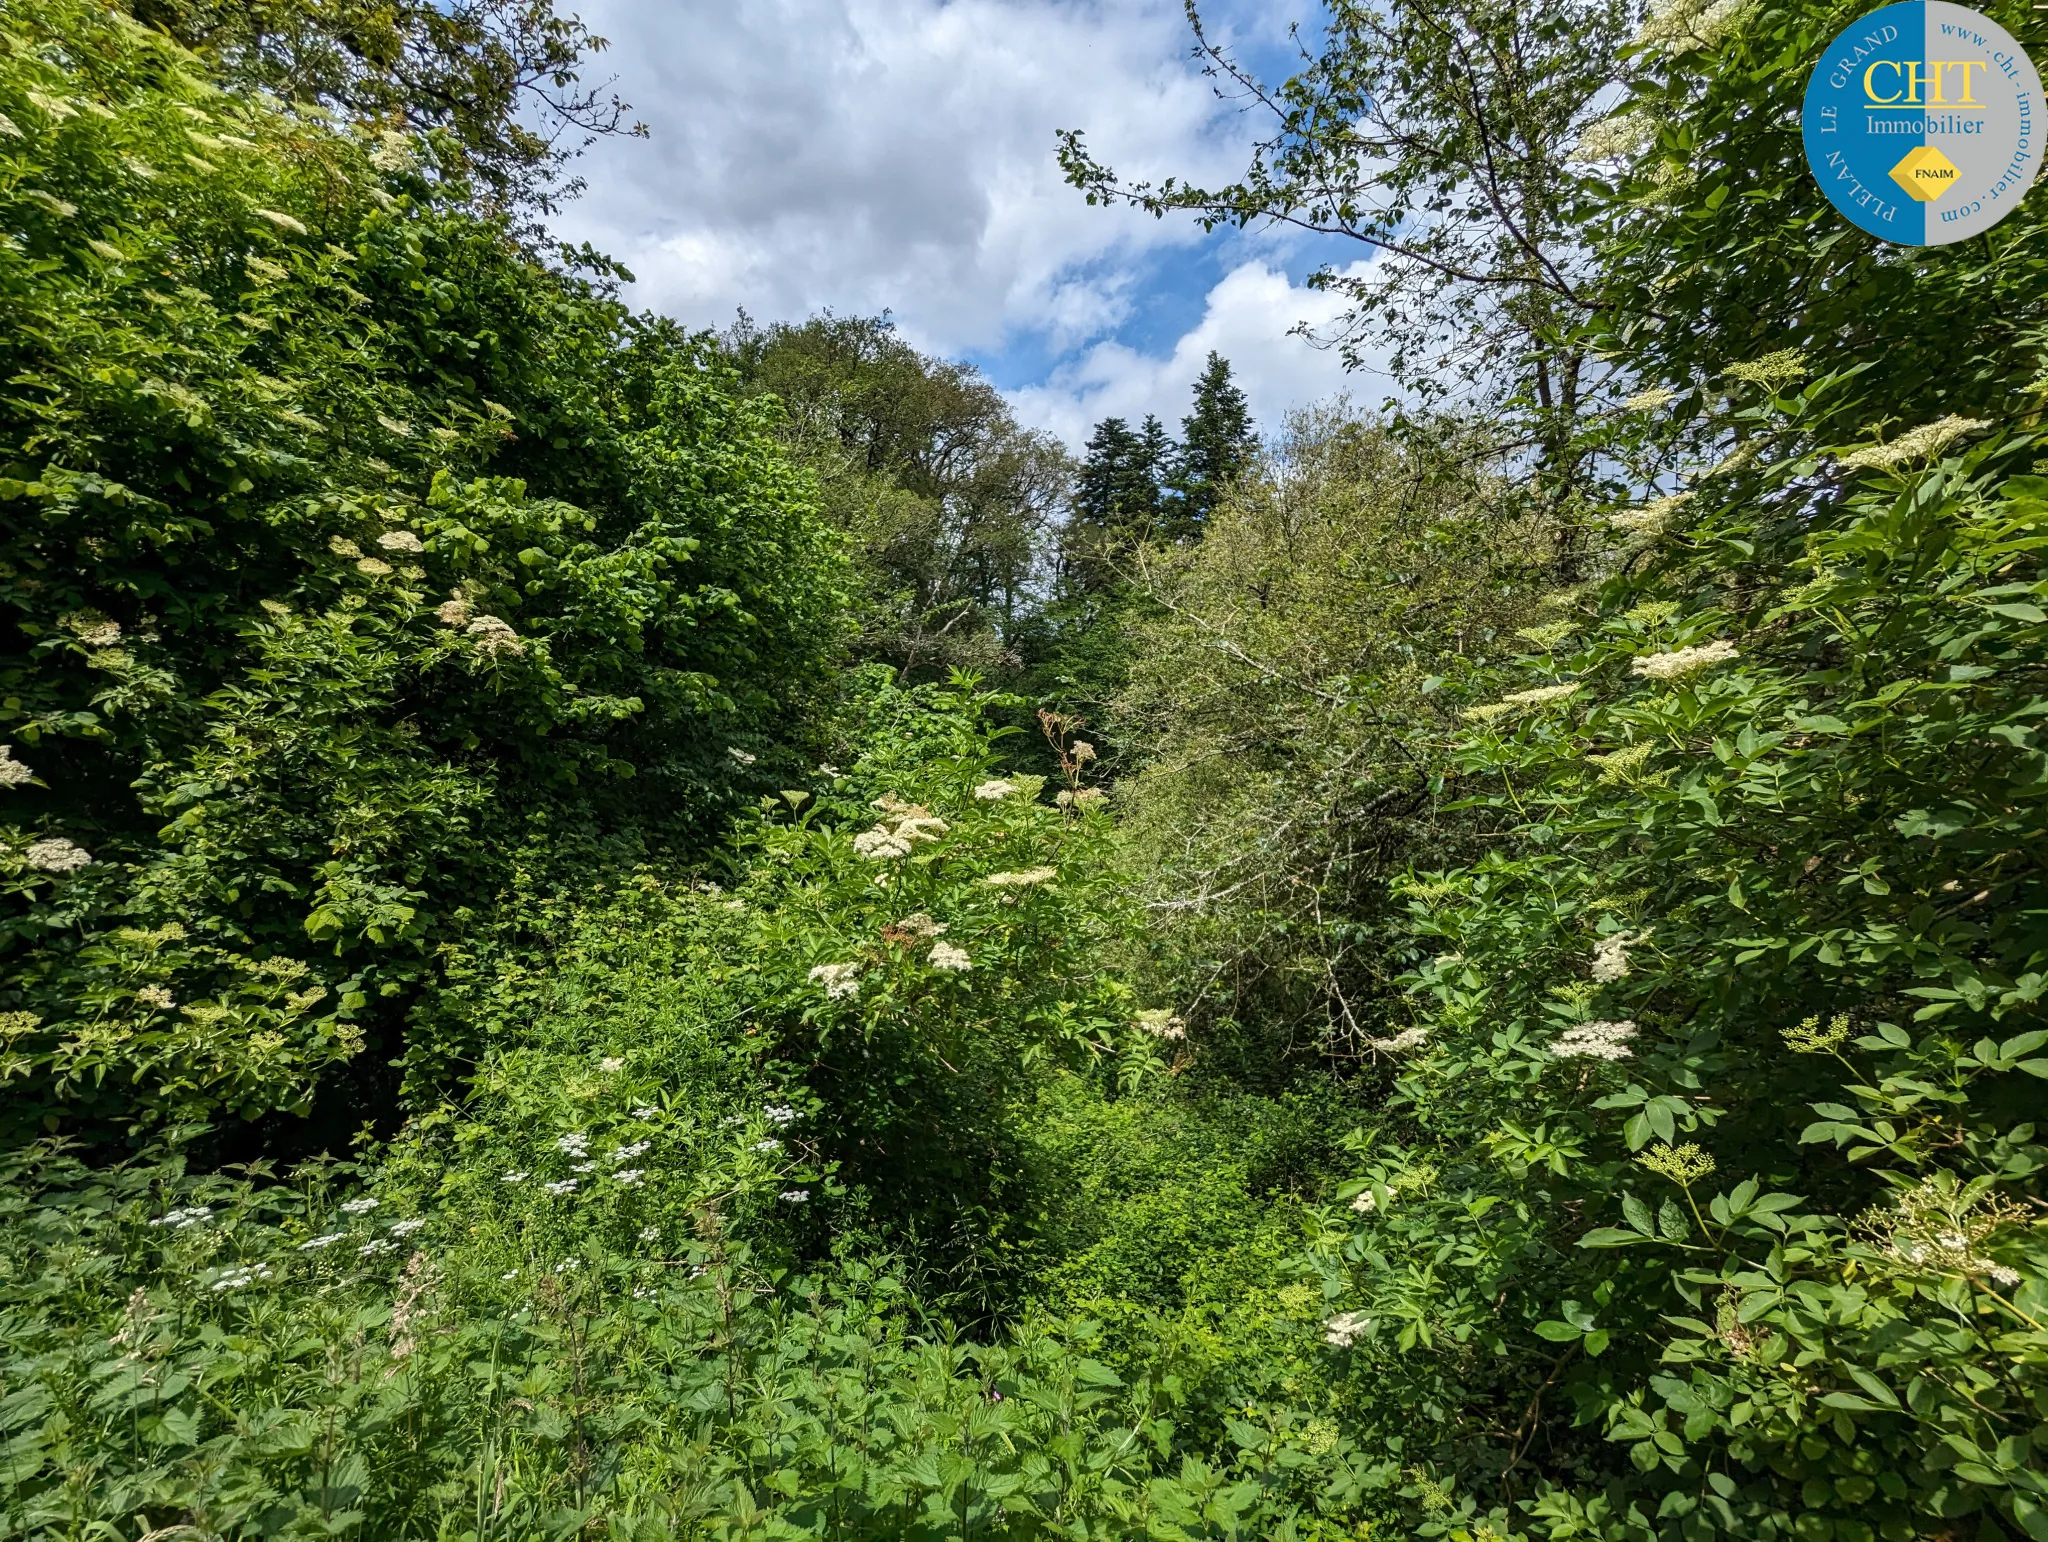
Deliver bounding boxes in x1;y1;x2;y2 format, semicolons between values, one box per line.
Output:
555;0;1383;442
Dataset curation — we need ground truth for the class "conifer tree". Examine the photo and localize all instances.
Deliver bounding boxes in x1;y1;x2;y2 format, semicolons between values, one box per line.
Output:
1169;352;1255;536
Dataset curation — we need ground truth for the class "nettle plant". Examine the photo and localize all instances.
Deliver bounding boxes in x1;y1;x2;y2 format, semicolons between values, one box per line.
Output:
1313;406;2048;1541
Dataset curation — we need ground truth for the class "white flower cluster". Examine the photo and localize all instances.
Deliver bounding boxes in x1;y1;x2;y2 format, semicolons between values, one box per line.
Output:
1551;1019;1639;1061
544;1179;578;1196
1636;0;1752;54
780;1189;809;1203
61;610;123;647
810;961;860;1000
389;1218;426;1237
631;1104;659;1120
1837;415;1992;473
466;615;524;658
0;746;31;788
1609;492;1693;537
893;912;947;938
1135;1008;1187;1041
435;595;471;627
1631;639;1737;681
727;746;757;765
984;867;1056;888
376;529;424;553
24;837;91;872
1590;930;1644;983
1324;1310;1371;1348
501;1170;529;1184
752;1138;782;1153
340;1197;380;1215
854;795;949;861
1366;1027;1429;1054
613;1140;650;1162
973;779;1020;800
1349;1189;1386;1215
149;1206;213;1230
599;1055;624;1072
210;1263;273;1291
135;985;175;1010
764;1103;799;1126
615;1169;645;1186
359;1239;394;1257
927;941;972;972
557;1133;589;1157
298;1233;346;1251
1570;111;1655;164
1620;387;1677;412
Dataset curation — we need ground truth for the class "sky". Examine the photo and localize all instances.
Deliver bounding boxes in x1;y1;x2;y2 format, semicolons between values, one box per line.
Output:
547;0;1394;449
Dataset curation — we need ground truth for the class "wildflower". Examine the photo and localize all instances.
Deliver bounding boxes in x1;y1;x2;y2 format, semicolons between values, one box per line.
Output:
1724;349;1809;391
61;609;124;646
1638;1142;1717;1184
852;827;913;860
259;599;291;619
1501;683;1581;709
1460;702;1516;724
1782;1013;1851;1054
466;615;524;658
329;536;363;559
1135;1008;1187;1040
1367;1027;1429;1053
1609;492;1693;535
895;812;949;842
209;1264;272;1291
818;763;841;776
0;746;32;788
543;1179;578;1196
149;1206;213;1229
1590;930;1643;983
780;1189;809;1203
553;1259;578;1274
1631;640;1737;680
612;1140;650;1162
376;530;424;553
1570;111;1655;163
298;1233;346;1251
24;838;92;872
1324;1310;1371;1348
355;557;392;577
501;1170;528;1184
1625;600;1681;628
615;1169;645;1186
893;912;948;939
358;1239;395;1257
928;940;972;972
501;1269;519;1280
556;1132;589;1156
253;207;308;235
984;867;1056;888
1516;621;1576;651
599;1055;624;1072
1619;386;1677;412
638;1225;660;1242
390;1218;426;1236
810;962;860;1000
727;746;757;766
434;596;470;626
570;1162;595;1174
1056;787;1107;809
340;1197;380;1215
631;1105;658;1120
1349;1190;1382;1214
1590;741;1657;784
752;1138;782;1153
973;779;1019;800
1988;1265;2023;1289
1837;415;1992;472
1070;741;1097;762
1550;1019;1638;1061
135;985;175;1010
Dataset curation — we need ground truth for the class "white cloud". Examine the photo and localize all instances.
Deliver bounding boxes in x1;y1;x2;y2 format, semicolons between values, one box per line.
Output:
1009;260;1399;446
558;0;1248;351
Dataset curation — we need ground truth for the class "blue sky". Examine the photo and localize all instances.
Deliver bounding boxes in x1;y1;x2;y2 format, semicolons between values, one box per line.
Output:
548;0;1394;447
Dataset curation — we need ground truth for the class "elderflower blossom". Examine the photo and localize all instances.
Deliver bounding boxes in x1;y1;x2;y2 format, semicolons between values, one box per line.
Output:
435;596;471;626
0;746;32;788
928;941;972;972
24;837;91;872
1570;111;1655;163
1550;1019;1639;1061
466;615;524;658
1367;1027;1429;1054
1590;930;1643;983
1725;349;1809;391
355;557;392;577
1609;492;1693;535
852;826;913;860
376;530;424;553
1837;416;1992;473
810;962;860;1000
329;537;363;559
780;1189;809;1203
1638;1142;1717;1184
1590;741;1657;784
1502;683;1581;709
1631;639;1738;680
1619;386;1677;412
1636;0;1752;54
1349;1189;1386;1215
984;867;1057;888
1988;1265;2023;1289
1324;1310;1371;1348
599;1056;624;1072
1135;1008;1187;1040
973;779;1020;800
727;746;756;766
135;985;175;1010
61;610;123;647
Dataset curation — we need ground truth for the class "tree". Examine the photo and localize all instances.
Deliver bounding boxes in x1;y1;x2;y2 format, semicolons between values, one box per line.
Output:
1167;352;1255;537
721;312;1069;682
128;0;642;214
1058;0;1634;549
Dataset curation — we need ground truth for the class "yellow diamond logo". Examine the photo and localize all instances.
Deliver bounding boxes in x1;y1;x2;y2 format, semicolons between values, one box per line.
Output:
1890;144;1960;202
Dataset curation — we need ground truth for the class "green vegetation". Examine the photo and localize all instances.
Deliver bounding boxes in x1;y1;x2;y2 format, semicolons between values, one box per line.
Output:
5;0;2048;1538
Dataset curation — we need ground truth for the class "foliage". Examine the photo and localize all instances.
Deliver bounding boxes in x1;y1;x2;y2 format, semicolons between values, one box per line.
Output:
0;0;845;1143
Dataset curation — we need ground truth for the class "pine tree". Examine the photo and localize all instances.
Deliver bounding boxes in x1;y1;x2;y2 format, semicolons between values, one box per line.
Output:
1169;352;1255;536
1065;414;1175;589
